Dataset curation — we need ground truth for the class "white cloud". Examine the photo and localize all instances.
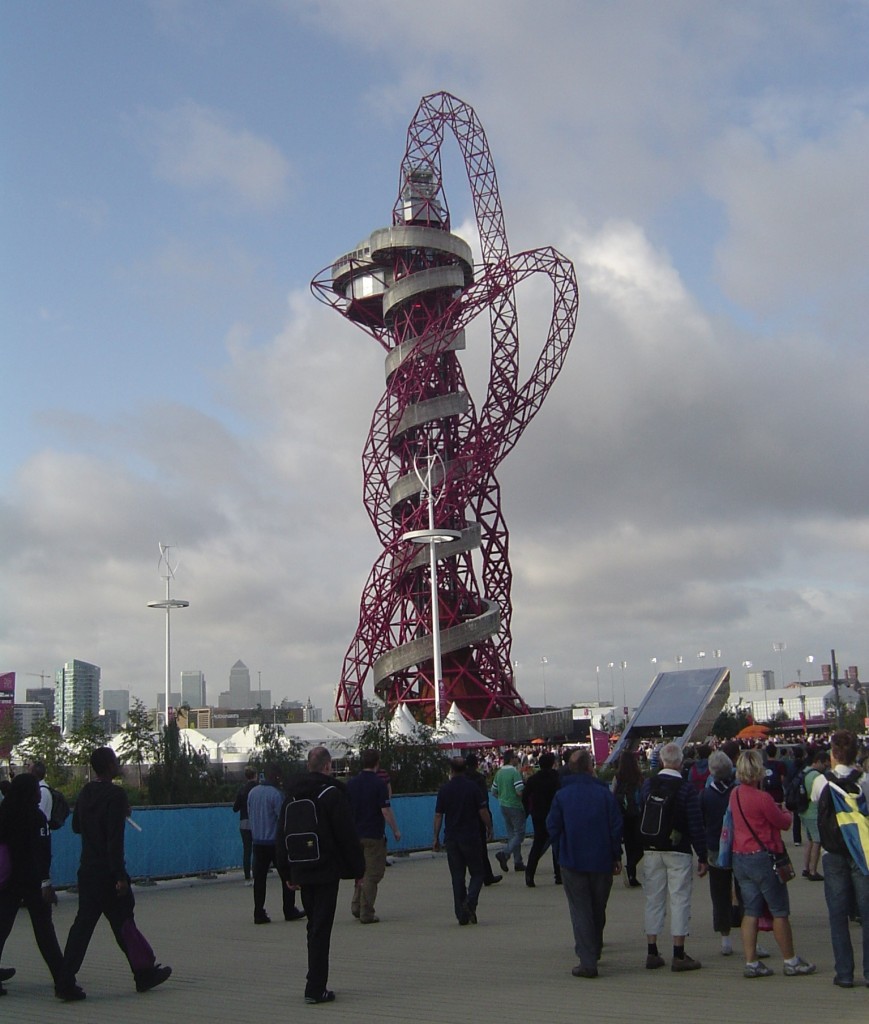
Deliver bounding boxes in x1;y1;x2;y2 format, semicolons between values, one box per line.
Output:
134;100;293;210
708;111;869;323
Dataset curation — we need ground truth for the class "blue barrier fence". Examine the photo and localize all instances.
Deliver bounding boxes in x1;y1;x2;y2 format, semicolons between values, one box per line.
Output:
50;796;514;887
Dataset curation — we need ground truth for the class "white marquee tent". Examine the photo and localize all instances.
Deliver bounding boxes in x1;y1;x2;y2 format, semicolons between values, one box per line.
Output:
435;702;495;748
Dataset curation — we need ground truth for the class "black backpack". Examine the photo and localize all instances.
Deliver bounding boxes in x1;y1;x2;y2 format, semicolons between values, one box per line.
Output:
615;782;640;820
640;774;683;851
784;768;810;814
47;786;71;831
280;784;336;864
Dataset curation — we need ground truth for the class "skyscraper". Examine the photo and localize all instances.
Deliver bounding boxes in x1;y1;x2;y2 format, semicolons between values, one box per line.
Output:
180;670;206;707
102;689;130;725
25;686;55;721
55;659;100;733
229;660;251;706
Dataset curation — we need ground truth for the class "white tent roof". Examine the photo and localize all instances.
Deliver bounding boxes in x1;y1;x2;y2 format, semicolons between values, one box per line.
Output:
435;702;495;748
389;702;425;739
183;722;360;764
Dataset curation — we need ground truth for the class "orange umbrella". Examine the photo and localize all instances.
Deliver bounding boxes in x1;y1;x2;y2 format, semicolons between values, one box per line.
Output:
736;724;770;739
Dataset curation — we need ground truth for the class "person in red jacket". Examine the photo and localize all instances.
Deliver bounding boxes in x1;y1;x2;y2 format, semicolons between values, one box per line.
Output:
730;748;815;979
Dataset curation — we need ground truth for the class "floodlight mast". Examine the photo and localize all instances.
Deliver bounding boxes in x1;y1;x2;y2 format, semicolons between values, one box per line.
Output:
312;92;578;723
147;543;189;728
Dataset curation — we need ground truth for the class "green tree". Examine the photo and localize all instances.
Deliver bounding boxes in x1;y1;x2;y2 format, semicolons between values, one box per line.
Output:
117;698;160;788
147;722;214;804
711;705;753;740
0;713;23;773
351;716;449;794
763;709;790;728
17;716;71;787
248;713;305;780
66;710;108;770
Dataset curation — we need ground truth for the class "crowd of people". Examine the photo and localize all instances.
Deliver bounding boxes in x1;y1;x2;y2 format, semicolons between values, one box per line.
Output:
1;730;867;1003
448;730;869;987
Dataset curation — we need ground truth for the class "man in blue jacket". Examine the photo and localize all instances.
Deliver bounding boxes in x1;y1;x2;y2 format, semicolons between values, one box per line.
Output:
546;749;623;979
248;765;305;925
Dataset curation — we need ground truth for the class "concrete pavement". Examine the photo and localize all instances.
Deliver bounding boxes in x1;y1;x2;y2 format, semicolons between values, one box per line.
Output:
1;838;861;1023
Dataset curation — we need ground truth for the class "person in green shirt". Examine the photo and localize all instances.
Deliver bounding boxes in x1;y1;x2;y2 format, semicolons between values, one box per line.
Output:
800;750;829;881
491;751;527;873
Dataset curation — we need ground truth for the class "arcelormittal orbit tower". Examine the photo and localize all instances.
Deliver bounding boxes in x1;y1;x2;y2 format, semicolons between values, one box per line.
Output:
312;92;578;723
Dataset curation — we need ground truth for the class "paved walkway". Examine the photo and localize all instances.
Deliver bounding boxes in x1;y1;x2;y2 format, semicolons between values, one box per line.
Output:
1;839;860;1023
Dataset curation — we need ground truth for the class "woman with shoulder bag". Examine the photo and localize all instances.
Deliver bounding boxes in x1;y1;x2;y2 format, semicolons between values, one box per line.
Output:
729;749;815;979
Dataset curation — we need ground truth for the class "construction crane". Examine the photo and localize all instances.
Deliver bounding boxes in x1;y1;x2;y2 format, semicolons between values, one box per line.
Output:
25;671;53;687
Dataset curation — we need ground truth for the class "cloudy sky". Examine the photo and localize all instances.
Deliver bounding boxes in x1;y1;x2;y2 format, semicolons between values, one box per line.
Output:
2;0;868;717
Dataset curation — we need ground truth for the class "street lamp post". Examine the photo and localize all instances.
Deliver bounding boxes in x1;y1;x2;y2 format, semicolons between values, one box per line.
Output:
402;451;461;730
147;543;189;729
773;642;787;686
540;657;548;709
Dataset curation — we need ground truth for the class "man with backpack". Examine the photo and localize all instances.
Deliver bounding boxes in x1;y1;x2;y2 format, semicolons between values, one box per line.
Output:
278;746;364;1005
29;762;70;831
812;730;869;988
639;742;708;972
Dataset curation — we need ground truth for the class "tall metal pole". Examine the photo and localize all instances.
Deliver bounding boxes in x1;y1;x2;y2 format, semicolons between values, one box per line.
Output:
403;454;461;730
164;574;171;726
831;648;843;728
426;471;444;729
148;543;189;729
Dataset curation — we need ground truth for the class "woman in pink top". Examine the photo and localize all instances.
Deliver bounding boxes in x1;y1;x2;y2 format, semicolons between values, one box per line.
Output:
729;749;816;978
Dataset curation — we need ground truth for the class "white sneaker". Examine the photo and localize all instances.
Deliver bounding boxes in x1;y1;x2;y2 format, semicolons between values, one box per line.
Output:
756;944;771;959
783;956;816;976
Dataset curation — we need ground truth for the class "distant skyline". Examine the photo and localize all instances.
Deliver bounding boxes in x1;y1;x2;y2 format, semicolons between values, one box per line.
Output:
2;2;868;716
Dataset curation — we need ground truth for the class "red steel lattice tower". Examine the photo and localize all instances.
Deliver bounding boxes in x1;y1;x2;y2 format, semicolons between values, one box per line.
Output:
312;93;578;723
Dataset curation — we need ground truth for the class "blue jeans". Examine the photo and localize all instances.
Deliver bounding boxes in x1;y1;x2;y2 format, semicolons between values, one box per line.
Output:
500;805;528;865
732;850;789;918
823;851;869;984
